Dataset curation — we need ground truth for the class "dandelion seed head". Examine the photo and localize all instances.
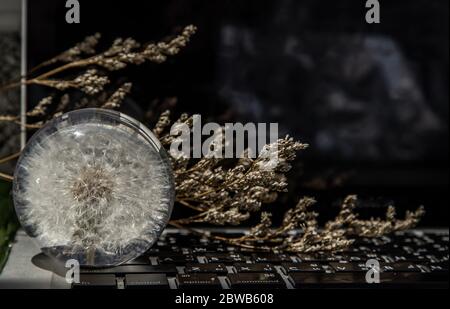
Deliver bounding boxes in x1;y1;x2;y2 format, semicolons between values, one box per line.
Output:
13;109;174;266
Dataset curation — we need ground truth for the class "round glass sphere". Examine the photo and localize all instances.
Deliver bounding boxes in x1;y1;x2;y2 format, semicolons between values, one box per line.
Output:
13;108;174;267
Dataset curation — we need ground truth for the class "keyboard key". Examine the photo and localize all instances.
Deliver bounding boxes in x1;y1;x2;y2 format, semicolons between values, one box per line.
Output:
227;273;286;289
389;254;423;263
320;254;350;262
281;262;325;273
381;262;421;272
205;253;247;263
289;272;366;288
149;245;181;253
360;252;390;262
72;274;117;289
156;253;196;264
297;254;326;262
185;263;228;274
192;245;227;253
252;253;291;263
177;273;221;289
234;263;275;273
432;253;449;263
429;263;448;272
407;252;433;263
330;262;370;272
125;274;169;289
80;264;177;275
348;255;364;262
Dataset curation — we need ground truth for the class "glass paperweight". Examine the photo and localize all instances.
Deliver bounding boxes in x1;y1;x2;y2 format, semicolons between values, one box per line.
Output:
13;108;174;267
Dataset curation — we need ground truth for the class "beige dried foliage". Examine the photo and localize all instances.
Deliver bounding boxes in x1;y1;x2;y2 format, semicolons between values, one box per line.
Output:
154;111;426;252
0;26;425;253
0;25;197;123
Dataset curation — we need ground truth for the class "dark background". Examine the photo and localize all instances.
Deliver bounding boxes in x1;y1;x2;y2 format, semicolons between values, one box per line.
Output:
27;0;449;226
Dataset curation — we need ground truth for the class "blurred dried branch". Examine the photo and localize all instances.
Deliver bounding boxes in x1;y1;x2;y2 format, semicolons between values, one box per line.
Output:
154;111;425;252
0;25;197;120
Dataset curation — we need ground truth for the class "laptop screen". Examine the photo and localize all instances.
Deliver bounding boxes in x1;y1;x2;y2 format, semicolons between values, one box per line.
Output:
25;0;449;226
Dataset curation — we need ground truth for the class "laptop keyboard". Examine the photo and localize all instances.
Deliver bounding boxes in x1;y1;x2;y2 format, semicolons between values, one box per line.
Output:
72;230;449;289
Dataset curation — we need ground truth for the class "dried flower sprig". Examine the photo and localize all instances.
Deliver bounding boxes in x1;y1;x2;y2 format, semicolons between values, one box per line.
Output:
0;81;133;134
152;111;425;252
31;69;110;95
0;25;196;107
0;26;196;128
171;195;424;253
101;83;133;109
0;96;54;129
28;33;102;75
153;110;308;225
328;195;426;237
26;96;53;118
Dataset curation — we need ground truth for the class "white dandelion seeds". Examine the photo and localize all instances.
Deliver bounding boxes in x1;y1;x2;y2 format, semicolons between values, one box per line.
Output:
13;109;174;267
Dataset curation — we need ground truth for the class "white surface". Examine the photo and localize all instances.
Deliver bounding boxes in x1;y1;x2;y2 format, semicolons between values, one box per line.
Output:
0;230;68;289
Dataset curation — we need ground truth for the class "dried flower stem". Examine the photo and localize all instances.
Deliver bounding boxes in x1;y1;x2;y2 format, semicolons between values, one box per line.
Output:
177;200;205;212
168;221;271;251
0;172;13;182
0;152;21;165
0;26;196;95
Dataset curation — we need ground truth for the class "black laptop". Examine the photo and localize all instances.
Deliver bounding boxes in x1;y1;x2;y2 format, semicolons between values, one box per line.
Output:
3;0;448;289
